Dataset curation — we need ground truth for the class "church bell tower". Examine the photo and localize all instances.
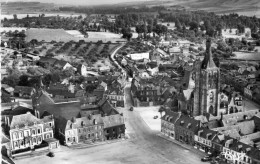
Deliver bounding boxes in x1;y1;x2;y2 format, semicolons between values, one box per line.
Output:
193;38;220;116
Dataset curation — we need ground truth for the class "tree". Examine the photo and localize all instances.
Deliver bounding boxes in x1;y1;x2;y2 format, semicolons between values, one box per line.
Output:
206;27;215;37
13;14;17;20
4;17;8;21
1;91;11;103
121;27;133;41
189;21;199;31
237;24;245;34
175;19;182;30
18;75;29;86
216;24;222;36
63;67;75;78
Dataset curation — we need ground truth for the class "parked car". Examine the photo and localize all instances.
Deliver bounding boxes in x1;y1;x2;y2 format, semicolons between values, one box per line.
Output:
201;156;212;162
129;107;133;111
153;116;158;119
47;152;55;157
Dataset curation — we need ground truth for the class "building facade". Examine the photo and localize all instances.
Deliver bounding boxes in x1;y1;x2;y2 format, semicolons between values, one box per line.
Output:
9;112;58;154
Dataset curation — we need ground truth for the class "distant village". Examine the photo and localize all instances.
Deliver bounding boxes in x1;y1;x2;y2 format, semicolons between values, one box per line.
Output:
1;4;260;164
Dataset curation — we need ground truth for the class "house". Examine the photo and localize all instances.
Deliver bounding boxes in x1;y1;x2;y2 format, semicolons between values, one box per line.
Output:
174;115;200;146
13;86;35;99
194;128;218;154
105;81;125;108
211;133;227;155
56;114;104;146
244;84;257;99
9;112;59;156
227;92;244;114
37;57;57;68
103;114;125;140
128;52;150;61
222;138;257;164
161;111;181;139
77;64;88;76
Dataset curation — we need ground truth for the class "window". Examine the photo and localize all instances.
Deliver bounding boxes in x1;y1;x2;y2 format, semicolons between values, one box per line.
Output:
38;136;42;143
33;138;36;143
32;129;36;135
14;141;18;147
38;128;41;134
20;140;24;146
19;132;23;138
49;122;52;127
88;134;90;138
13;132;18;139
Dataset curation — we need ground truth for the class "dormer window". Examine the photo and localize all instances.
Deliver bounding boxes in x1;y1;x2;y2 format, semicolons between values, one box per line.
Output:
187;123;191;129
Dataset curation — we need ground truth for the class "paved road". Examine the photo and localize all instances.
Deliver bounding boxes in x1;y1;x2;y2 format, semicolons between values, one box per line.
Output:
15;84;205;164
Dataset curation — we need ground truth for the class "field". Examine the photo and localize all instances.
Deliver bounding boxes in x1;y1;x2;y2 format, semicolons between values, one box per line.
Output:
116;0;260;17
25;28;125;43
231;51;260;61
1;2;57;15
34;41;119;69
25;28;78;42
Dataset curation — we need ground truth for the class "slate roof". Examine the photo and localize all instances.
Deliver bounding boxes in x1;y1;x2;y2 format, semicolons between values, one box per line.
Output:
175;115;200;133
162;111;180;124
38;57;57;66
102;114;124;128
99;99;119;116
10;112;42;129
65;114;104;130
36;102;81;120
14;86;34;94
196;127;218;140
201;39;217;69
53;60;68;68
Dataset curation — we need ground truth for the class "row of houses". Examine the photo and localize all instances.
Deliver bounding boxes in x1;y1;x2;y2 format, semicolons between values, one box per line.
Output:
1;90;126;157
2;74;126;107
161;110;260;164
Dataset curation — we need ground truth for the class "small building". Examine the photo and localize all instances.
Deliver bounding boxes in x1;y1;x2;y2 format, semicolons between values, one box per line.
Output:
174;115;200;146
9;112;59;156
13;86;35;99
161;111;181;139
128;52;150;61
103;114;125;140
194;128;218;154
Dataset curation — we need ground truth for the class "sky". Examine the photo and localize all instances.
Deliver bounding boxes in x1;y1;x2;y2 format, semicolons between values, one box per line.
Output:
4;0;150;6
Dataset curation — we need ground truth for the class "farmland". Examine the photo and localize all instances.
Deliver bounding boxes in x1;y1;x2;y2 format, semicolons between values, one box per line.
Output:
32;40;120;68
25;28;125;43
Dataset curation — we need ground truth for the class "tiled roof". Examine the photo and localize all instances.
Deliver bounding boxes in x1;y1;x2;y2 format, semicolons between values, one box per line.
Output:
102;114;124;128
10;112;42;129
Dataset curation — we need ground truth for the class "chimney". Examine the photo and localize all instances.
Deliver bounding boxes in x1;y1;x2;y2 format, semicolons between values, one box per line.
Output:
71;117;76;123
206;133;212;139
246;147;251;152
198;130;203;137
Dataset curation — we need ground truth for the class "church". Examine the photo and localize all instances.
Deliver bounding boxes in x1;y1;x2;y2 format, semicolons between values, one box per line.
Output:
176;38;221;117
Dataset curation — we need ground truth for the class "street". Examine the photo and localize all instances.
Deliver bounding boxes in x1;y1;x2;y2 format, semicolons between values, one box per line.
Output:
15;84;206;164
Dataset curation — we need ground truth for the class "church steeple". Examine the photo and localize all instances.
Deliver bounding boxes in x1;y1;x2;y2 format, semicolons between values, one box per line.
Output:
201;38;217;69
